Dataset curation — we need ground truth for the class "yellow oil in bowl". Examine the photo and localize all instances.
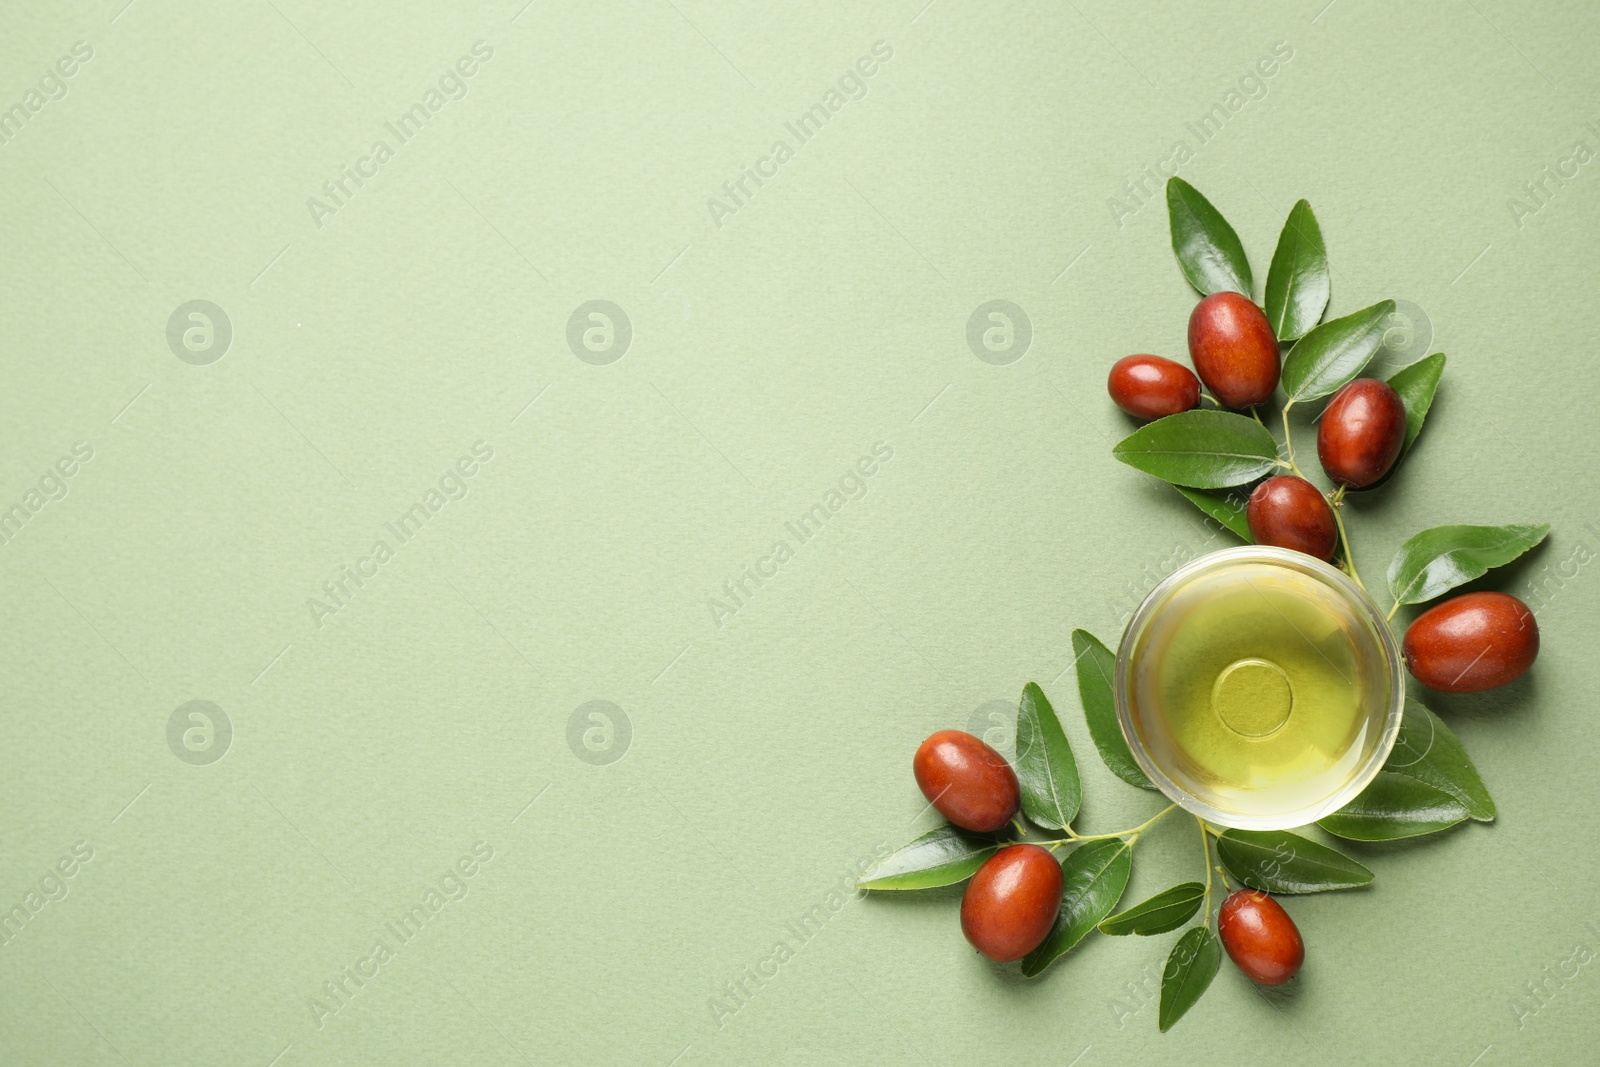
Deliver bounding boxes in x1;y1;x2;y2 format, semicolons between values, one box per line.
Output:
1116;547;1404;829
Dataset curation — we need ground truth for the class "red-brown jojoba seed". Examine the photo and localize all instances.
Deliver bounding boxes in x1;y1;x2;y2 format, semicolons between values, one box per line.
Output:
1219;889;1304;986
1247;475;1338;561
1108;354;1203;420
960;844;1064;962
913;730;1020;833
1187;292;1281;408
1317;378;1407;489
1403;591;1539;693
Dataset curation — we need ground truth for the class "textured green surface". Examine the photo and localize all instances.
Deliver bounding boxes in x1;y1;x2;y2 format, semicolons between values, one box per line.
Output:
1;1;1598;1064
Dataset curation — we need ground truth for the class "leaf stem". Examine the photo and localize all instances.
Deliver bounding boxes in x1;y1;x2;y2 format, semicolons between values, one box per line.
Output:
1077;802;1177;842
1386;600;1401;623
1198;816;1215;920
1281;405;1299;474
1329;488;1367;591
1011;816;1027;837
1041;803;1179;847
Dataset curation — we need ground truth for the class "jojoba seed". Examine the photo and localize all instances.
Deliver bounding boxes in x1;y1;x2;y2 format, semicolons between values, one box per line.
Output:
1218;889;1304;986
1403;591;1539;693
1187;291;1281;408
960;844;1063;962
913;730;1020;833
1316;378;1406;489
1108;354;1202;420
1247;475;1338;561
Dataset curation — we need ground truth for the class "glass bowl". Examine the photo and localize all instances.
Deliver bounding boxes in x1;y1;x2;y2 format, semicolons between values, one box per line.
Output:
1114;546;1404;830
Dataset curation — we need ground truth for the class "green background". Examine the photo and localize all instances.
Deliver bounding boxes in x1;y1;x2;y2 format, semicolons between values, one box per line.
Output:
2;0;1597;1063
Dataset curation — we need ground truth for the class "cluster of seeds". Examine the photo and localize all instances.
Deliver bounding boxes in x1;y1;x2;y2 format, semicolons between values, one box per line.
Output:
855;179;1548;1032
915;729;1304;985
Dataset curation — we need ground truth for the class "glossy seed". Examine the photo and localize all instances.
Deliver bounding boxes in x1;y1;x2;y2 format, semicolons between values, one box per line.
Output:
960;844;1064;962
1187;292;1281;409
1317;378;1406;488
1108;354;1202;420
1246;475;1337;561
1403;591;1539;693
913;730;1020;833
1218;889;1304;986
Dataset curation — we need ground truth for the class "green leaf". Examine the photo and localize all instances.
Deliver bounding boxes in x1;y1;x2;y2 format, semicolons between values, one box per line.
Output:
1317;773;1470;841
1216;829;1373;894
1071;629;1155;791
1384;698;1494;821
1263;199;1330;341
1388;352;1446;453
1386;522;1550;606
1280;300;1395;405
1099;882;1205;936
1173;486;1253;542
1316;699;1491;841
1014;682;1081;830
1159;926;1222;1032
1166;178;1252;297
1020;839;1132;977
856;827;1001;890
1112;410;1279;489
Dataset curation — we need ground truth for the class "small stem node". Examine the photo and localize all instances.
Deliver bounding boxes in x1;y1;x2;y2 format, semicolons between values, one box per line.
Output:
1215;865;1236;891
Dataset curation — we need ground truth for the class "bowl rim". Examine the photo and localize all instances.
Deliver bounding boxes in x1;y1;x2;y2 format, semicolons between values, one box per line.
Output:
1113;545;1406;831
